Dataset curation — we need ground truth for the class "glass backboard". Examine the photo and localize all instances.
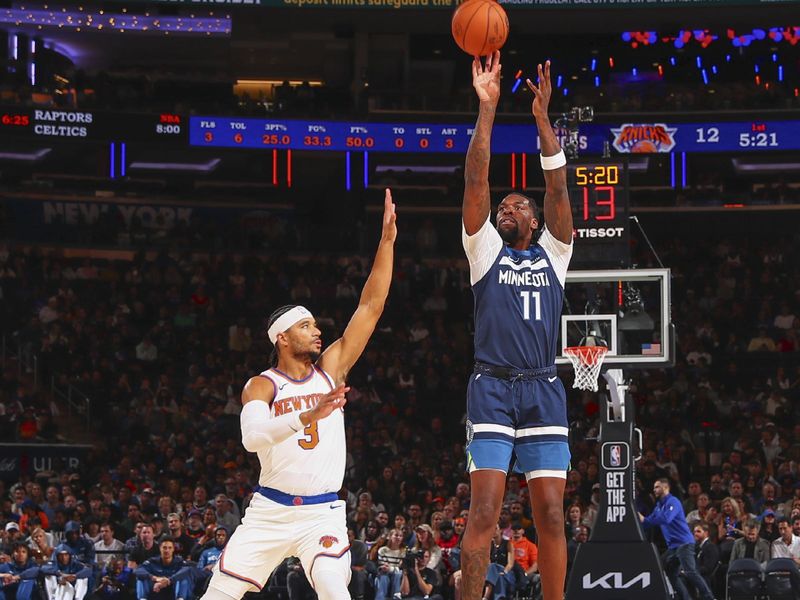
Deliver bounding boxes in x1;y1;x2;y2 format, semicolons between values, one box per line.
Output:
557;268;673;369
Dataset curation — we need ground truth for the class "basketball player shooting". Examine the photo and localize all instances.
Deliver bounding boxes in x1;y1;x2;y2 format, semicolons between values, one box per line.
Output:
199;189;396;600
460;53;573;600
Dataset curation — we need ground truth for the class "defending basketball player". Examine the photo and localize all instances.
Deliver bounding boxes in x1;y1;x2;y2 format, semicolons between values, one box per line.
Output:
199;189;396;600
460;53;573;600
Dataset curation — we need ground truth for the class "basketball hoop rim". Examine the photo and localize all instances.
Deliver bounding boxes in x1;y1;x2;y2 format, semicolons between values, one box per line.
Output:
564;345;609;366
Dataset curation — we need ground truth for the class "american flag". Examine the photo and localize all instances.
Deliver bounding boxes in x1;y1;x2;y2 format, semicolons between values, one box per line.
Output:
642;343;661;355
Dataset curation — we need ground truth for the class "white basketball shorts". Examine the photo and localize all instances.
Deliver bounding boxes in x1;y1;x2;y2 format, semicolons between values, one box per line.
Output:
209;492;351;597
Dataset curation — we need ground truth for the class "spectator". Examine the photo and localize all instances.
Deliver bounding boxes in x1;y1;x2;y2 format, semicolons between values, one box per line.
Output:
361;521;383;551
227;319;252;354
0;543;40;600
39;298;60;325
183;512;204;546
42;545;91;600
509;523;539;592
211;497;238;535
119;502;142;539
18;501;49;534
61;523;95;567
127;525;158;569
716;496;745;561
771;518;800;562
28;526;55;565
747;329;777;352
435;521;460;582
564;504;587;540
411;525;441;573
684;482;704;511
686;494;711;524
399;549;441;600
508;502;532;531
43;487;65;525
452;517;466;542
481;524;516;600
692;521;719;590
163;515;193;560
135;337;158;363
730;520;770;567
759;510;780;543
375;512;391;537
770;517;800;596
566;525;589;574
94;524;125;569
284;558;314;600
773;303;798;331
133;538;193;600
91;557;133;600
196;527;227;574
374;528;405;600
347;527;369;600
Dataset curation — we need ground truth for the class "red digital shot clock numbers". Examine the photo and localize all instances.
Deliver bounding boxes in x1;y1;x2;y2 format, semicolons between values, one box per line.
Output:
567;162;630;269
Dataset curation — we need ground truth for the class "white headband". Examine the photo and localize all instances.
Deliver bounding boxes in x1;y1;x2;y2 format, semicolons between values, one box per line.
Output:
268;306;313;344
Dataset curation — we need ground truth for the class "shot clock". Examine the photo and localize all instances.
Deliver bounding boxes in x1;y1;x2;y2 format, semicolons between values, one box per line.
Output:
567;161;630;268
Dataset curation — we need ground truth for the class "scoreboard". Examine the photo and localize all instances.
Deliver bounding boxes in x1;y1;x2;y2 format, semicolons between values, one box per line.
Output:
3;106;800;154
0;107;187;143
189;116;800;154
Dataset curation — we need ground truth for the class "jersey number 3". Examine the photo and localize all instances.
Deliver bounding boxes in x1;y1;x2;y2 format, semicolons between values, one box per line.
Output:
520;291;542;320
298;422;319;450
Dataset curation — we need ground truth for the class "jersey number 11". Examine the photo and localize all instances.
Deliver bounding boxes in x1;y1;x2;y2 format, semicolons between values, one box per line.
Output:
520;291;542;321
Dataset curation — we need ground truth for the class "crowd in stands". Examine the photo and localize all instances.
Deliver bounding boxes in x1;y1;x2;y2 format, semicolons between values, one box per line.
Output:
3;29;799;118
0;204;799;600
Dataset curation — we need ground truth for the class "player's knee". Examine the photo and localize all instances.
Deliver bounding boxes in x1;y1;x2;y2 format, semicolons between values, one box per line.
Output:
204;573;253;600
311;559;351;600
467;499;501;533
537;503;565;535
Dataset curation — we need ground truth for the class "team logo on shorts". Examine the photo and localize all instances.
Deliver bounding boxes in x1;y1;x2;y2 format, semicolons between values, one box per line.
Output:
610;123;677;153
319;536;339;549
465;420;474;446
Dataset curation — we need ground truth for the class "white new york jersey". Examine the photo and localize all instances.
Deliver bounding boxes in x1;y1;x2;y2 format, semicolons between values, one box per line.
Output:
256;366;345;496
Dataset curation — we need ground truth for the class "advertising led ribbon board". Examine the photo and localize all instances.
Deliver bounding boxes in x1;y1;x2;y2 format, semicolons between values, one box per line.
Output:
189;116;800;154
3;107;798;153
104;0;797;7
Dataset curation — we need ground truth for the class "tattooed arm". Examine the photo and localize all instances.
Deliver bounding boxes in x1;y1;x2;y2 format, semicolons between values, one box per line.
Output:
463;51;501;235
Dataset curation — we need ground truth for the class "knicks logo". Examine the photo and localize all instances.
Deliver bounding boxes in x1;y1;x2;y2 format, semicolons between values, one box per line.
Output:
610;123;677;153
319;536;339;549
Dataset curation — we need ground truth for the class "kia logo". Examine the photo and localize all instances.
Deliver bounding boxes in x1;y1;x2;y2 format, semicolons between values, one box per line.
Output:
582;572;651;589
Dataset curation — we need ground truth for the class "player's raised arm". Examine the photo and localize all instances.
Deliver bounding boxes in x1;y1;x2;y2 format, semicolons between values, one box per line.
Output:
463;51;501;235
527;61;572;244
319;189;396;385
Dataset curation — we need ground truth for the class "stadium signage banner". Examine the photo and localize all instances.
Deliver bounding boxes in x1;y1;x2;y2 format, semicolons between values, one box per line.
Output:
105;0;796;6
1;196;294;243
0;444;93;482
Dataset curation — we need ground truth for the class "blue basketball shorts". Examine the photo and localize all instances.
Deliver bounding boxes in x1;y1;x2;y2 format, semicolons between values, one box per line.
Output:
465;371;571;480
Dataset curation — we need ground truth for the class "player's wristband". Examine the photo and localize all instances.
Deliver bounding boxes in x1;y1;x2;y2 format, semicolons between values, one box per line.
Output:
540;150;567;170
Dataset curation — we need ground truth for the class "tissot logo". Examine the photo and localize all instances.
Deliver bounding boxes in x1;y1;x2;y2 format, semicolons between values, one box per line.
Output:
582;572;651;590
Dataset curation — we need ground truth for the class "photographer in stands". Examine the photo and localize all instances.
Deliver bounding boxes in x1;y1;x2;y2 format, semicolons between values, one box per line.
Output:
400;549;442;600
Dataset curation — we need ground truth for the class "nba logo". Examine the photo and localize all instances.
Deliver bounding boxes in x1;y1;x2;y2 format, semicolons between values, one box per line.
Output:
610;445;621;468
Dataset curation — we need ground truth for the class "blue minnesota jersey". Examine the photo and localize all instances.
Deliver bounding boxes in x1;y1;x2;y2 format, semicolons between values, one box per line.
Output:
463;217;573;370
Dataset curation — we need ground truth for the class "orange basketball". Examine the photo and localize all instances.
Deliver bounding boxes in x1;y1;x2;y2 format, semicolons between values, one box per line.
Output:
451;0;509;57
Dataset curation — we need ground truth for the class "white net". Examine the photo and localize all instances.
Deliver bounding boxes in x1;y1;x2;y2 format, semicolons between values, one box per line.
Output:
564;346;609;392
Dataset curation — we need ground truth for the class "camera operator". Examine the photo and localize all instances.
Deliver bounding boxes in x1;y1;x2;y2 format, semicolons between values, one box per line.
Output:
400;549;442;600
